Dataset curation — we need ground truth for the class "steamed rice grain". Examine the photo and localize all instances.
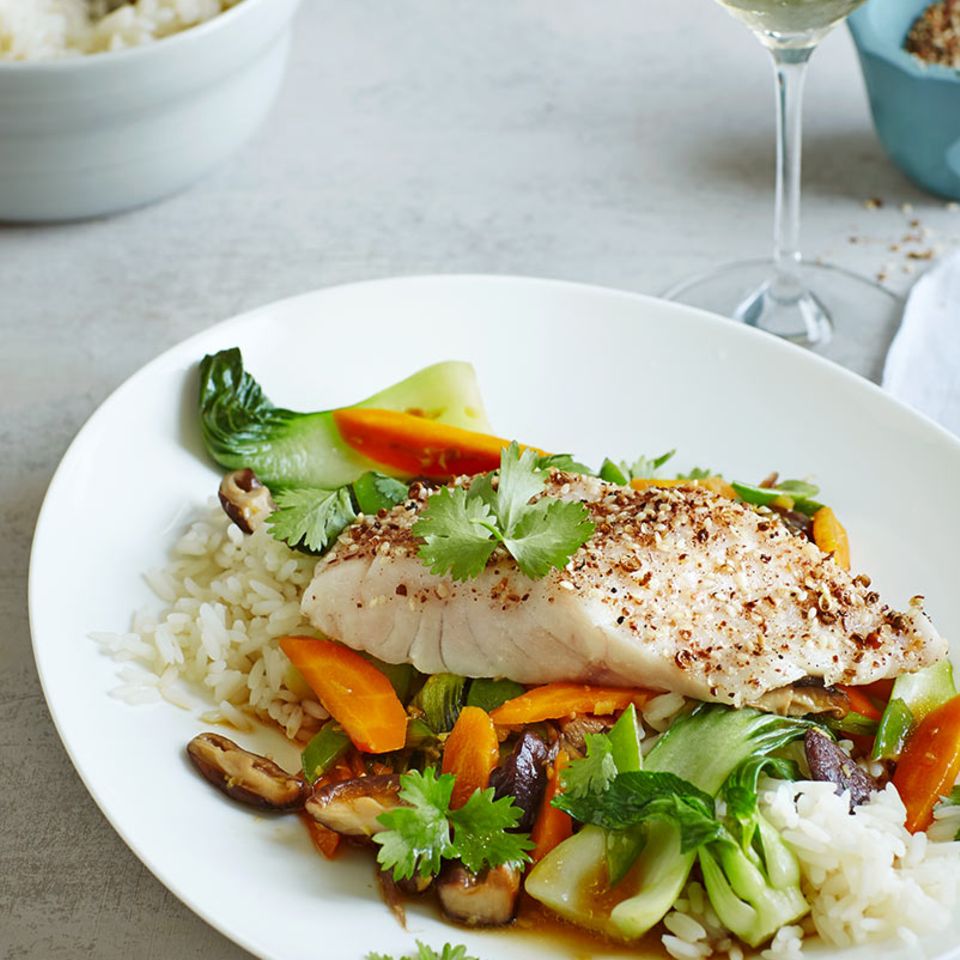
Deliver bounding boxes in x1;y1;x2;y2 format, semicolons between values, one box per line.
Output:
94;501;327;740
0;0;242;61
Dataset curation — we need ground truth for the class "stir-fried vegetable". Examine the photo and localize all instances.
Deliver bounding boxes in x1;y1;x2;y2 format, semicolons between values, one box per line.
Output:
892;695;960;833
332;407;538;479
873;659;957;761
413;673;466;733
489;682;652;726
526;705;811;943
279;636;408;753
811;506;851;570
465;678;525;713
199;348;493;489
441;707;500;809
530;751;573;863
301;722;351;783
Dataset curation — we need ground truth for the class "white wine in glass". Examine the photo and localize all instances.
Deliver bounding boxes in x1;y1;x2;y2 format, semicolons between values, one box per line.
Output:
666;0;901;353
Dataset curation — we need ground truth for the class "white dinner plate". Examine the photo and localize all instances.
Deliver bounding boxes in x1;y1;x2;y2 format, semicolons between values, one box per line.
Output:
29;275;960;960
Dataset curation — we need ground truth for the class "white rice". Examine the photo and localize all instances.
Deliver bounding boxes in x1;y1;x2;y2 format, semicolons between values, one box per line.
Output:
0;0;241;61
762;781;960;951
92;501;327;740
661;781;960;958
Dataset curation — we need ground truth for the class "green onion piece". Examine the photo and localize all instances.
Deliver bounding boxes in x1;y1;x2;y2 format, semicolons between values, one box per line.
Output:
775;479;820;500
301;722;351;782
405;717;437;749
599;459;629;486
873;661;957;761
871;698;914;761
413;673;466;732
731;481;822;516
825;711;879;737
608;703;644;775
604;704;646;884
466;678;526;713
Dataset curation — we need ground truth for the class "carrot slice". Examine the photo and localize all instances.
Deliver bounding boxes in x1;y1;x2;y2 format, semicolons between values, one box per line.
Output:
531;751;574;862
893;695;960;833
489;683;653;726
333;407;545;479
630;476;737;499
303;814;341;859
838;684;884;722
279;636;407;753
812;506;851;571
441;705;500;808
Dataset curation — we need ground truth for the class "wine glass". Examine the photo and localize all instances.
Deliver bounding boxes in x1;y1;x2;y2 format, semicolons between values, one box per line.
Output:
664;0;902;353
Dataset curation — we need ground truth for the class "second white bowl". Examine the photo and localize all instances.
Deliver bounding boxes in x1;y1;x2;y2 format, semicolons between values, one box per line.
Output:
0;0;302;222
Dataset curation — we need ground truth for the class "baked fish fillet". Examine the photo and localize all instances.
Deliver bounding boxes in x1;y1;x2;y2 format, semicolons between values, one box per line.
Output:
300;474;947;705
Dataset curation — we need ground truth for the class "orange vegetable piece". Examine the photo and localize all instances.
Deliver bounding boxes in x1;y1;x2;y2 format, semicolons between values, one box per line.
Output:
441;706;501;808
332;407;545;480
893;695;960;833
489;682;653;726
531;751;574;862
279;636;407;753
860;678;895;703
630;476;737;499
303;815;341;859
838;684;884;722
812;506;851;571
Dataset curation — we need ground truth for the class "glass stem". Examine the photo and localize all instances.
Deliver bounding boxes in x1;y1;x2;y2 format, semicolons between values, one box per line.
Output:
770;46;814;300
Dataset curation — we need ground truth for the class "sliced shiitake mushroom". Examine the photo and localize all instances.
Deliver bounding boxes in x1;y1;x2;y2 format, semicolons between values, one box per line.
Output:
218;468;275;533
488;732;549;832
752;680;851;719
436;863;521;926
305;774;403;836
186;732;309;811
804;728;878;808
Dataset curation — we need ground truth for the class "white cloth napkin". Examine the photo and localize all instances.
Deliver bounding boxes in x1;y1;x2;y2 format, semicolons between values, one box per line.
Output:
883;250;960;435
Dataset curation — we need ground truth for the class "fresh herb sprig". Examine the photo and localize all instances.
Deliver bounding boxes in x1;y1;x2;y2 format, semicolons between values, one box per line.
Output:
267;470;409;553
413;442;595;581
374;767;534;882
366;942;479;960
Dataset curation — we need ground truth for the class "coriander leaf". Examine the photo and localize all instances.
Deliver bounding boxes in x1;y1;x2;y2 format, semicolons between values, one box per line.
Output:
495;441;546;534
946;787;960;806
365;944;478;960
374;768;456;880
677;466;712;480
561;733;618;800
354;471;409;515
419;945;478;960
413;487;498;580
450;787;534;873
537;453;596;476
622;449;676;480
502;499;595;579
266;486;356;552
553;770;721;852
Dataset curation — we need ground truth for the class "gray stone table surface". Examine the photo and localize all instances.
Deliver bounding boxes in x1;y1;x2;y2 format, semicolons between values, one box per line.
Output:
2;2;958;958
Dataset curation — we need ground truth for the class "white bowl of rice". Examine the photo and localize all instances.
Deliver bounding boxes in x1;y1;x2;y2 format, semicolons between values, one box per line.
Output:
0;0;302;221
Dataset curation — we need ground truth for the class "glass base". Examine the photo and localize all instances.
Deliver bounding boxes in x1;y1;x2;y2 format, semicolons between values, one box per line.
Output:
663;259;904;380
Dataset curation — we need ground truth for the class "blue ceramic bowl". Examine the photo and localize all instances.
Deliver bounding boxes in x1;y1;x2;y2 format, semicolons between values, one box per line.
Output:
849;0;960;200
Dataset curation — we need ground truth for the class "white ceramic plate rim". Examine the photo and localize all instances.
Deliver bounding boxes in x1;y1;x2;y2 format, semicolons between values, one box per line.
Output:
28;274;960;960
